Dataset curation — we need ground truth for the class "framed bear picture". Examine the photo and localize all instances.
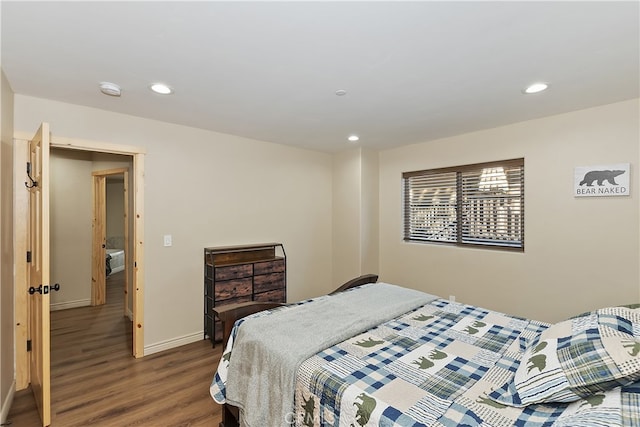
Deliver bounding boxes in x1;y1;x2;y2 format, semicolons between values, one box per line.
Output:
574;163;630;197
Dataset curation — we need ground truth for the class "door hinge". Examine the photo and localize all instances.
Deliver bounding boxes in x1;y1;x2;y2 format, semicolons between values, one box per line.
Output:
27;340;32;352
26;251;32;263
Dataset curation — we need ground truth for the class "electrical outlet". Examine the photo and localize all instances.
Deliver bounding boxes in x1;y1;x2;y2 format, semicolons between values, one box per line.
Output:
163;235;172;247
449;295;456;302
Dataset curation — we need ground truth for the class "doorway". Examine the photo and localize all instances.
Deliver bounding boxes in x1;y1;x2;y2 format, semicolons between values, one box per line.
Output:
91;167;130;314
15;134;146;415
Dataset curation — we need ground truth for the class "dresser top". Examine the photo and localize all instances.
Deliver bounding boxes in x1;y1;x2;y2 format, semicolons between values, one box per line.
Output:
204;243;282;253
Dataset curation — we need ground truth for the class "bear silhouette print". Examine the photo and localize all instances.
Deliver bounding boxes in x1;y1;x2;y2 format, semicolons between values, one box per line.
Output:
579;170;625;186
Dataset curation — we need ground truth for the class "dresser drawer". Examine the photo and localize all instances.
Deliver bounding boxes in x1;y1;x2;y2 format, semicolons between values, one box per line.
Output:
254;272;285;293
215;264;253;280
214;278;252;300
254;288;286;303
254;259;285;275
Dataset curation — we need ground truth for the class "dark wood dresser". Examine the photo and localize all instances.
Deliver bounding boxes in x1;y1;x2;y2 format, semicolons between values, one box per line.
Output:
204;243;286;344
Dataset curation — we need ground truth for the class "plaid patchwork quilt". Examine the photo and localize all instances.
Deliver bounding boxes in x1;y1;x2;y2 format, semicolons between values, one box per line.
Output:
211;296;640;427
292;299;640;427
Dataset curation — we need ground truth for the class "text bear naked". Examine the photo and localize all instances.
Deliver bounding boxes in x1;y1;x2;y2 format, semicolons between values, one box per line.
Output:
574;164;630;197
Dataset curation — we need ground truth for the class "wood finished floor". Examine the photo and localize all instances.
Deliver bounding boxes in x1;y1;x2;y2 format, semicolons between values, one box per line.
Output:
8;271;223;426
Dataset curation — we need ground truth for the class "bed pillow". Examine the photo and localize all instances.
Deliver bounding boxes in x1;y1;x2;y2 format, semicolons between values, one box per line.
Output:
491;306;640;407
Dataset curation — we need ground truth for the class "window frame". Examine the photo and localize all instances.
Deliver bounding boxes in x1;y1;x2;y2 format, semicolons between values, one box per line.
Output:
402;158;524;252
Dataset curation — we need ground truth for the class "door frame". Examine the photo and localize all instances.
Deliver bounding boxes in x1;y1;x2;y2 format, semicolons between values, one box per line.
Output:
91;168;129;309
15;135;146;391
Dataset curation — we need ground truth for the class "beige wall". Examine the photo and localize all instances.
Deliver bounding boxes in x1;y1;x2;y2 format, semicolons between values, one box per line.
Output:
11;91;638;362
332;149;361;287
360;148;379;276
106;179;125;242
14;94;333;352
49;149;93;309
0;69;15;421
332;148;379;288
379;99;640;323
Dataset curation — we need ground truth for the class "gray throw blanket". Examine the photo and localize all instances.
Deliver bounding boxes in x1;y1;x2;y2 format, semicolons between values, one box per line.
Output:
225;282;437;427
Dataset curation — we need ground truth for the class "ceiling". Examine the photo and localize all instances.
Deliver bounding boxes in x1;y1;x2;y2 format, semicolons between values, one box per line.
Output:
2;1;638;153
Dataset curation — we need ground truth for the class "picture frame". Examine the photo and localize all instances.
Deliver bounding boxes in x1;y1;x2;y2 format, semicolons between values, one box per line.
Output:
574;163;630;197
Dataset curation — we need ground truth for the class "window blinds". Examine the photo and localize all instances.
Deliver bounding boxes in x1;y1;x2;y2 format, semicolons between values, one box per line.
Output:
403;159;524;250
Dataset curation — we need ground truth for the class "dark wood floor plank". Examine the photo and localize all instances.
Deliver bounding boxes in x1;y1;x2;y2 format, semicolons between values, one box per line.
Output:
8;271;222;426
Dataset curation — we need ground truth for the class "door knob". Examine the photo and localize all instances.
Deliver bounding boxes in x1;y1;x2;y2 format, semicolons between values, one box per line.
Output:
28;283;60;294
28;285;43;294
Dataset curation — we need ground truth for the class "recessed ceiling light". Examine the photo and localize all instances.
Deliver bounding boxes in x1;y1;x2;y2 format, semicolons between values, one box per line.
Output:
335;89;347;96
150;83;173;95
99;82;121;97
348;135;359;142
523;82;549;94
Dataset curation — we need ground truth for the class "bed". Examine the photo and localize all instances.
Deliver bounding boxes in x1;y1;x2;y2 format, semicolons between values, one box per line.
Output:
106;248;125;275
210;275;640;427
105;235;125;276
105;249;125;276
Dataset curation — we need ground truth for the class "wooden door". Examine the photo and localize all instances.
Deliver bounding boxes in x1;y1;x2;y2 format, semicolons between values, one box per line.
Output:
27;123;51;426
92;174;107;305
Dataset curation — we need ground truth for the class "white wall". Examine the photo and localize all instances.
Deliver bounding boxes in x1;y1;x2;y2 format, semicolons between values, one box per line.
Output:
14;95;334;352
379;99;640;323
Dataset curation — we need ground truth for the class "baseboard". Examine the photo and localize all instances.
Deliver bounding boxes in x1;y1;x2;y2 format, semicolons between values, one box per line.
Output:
1;380;15;425
143;331;203;356
50;298;91;311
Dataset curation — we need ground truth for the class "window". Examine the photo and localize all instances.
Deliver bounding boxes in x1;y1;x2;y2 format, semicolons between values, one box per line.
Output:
403;159;524;250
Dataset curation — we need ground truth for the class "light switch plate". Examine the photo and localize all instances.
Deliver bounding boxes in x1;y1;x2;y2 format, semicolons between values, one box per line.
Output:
163;235;172;247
